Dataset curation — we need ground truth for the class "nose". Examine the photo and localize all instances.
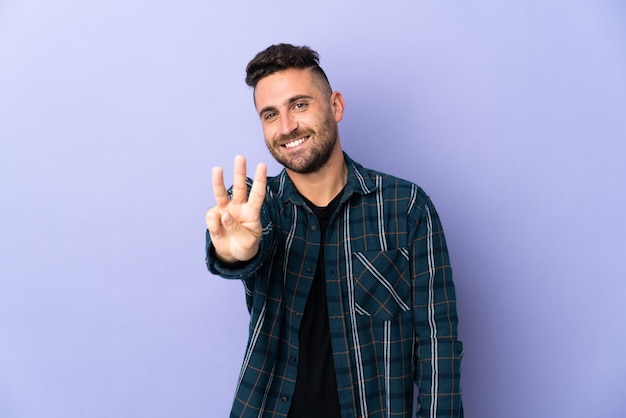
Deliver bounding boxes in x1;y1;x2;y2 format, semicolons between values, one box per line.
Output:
279;113;298;135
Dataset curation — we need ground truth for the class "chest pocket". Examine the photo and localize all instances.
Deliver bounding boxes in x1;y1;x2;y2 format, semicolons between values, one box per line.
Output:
352;248;411;321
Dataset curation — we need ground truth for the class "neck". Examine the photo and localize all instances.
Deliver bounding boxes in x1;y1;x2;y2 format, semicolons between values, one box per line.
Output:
287;145;347;207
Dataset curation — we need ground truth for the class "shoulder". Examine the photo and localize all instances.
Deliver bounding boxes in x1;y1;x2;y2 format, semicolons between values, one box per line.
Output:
346;154;430;206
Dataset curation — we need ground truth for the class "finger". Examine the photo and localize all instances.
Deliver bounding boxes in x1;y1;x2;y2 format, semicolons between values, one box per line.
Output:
247;162;267;211
231;155;248;204
212;166;230;208
205;207;223;237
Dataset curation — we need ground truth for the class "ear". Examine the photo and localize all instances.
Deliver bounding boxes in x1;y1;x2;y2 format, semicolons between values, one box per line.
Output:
330;91;345;123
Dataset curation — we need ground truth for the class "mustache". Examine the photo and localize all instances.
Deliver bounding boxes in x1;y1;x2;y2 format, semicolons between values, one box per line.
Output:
277;128;315;143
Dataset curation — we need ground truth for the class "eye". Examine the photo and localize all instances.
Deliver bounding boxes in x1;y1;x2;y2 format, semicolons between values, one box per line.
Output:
262;111;277;121
293;102;308;111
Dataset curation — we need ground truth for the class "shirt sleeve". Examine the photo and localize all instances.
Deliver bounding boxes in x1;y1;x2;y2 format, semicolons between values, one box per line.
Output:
411;196;464;417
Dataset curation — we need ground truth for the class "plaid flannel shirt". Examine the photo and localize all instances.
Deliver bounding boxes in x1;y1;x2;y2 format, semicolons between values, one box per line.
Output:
206;153;463;417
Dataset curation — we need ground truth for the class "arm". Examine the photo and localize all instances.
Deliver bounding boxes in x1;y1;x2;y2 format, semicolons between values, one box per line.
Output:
412;197;464;417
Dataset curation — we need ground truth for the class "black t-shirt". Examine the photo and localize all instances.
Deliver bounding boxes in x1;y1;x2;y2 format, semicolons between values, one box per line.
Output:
288;191;343;418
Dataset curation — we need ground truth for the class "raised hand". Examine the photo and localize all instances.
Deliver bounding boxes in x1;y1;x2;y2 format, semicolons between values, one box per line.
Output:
206;155;267;264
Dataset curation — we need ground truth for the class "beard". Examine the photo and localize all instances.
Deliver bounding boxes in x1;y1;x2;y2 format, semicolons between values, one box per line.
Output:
266;112;338;174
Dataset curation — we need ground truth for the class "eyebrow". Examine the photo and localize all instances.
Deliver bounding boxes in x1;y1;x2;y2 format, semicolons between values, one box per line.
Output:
258;94;316;118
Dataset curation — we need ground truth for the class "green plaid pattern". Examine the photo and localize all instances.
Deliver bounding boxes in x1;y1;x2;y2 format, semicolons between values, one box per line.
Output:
206;153;463;417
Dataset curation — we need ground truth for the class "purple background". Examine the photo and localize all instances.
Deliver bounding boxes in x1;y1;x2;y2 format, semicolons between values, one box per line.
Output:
1;1;625;417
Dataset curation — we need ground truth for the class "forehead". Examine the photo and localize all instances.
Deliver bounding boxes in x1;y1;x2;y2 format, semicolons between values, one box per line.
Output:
253;68;320;109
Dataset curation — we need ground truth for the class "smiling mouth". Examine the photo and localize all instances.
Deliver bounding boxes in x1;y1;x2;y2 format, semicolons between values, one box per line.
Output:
283;136;310;148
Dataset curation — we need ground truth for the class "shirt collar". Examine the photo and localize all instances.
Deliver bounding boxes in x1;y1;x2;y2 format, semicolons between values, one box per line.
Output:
269;152;377;206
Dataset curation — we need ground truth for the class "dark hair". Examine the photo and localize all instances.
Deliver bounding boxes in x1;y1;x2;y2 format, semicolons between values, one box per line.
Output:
245;43;331;91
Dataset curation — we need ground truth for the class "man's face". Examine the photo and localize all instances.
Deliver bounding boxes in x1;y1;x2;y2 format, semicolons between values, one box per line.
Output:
254;68;342;174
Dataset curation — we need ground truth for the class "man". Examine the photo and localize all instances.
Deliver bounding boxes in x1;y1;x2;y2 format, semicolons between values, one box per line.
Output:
205;43;463;418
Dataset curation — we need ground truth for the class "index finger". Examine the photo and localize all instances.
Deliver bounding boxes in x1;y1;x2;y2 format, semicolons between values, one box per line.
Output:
247;162;267;210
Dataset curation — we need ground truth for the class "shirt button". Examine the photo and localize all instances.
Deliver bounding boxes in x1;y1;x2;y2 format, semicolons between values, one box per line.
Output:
282;396;289;402
306;266;313;273
311;225;318;231
290;356;297;362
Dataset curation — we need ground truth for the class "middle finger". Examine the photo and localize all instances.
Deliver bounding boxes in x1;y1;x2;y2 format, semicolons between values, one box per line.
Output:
230;155;249;204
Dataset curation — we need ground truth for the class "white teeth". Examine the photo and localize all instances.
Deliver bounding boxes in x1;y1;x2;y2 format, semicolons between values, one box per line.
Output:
284;137;307;148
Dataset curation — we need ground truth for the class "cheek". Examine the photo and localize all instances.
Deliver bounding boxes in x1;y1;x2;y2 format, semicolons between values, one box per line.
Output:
261;126;274;141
